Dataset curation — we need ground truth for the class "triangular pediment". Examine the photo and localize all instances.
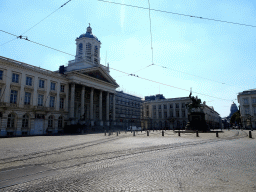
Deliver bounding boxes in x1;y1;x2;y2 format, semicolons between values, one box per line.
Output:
76;66;119;87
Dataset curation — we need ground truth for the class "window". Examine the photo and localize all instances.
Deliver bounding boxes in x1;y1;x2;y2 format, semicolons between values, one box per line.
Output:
7;113;15;128
12;73;19;83
38;94;44;106
48;116;54;128
78;43;83;59
10;90;18;104
94;46;98;64
22;114;29;128
58;116;63;128
170;111;173;117
158;105;161;109
26;76;32;86
254;107;256;115
243;98;249;105
170;104;173;108
182;110;185;117
39;79;45;88
24;92;31;105
0;88;2;99
60;98;64;109
176;103;179;108
50;96;55;108
86;43;92;61
60;85;65;92
164;112;167;118
252;98;256;104
176;110;180;117
182;103;185;108
50;82;56;91
0;70;3;80
164;105;167;109
245;107;250;115
159;112;162;119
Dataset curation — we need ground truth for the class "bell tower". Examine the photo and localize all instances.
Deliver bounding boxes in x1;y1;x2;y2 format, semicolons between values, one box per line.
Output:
75;24;101;65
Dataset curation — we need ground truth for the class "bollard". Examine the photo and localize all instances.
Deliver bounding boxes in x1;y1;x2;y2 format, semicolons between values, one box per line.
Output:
119;131;120;134
178;131;180;136
162;130;164;136
216;132;219;137
141;130;142;133
153;129;154;132
147;131;149;136
108;131;111;136
125;131;127;134
105;130;106;136
249;131;252;138
196;131;199;137
117;132;118;136
133;131;135;136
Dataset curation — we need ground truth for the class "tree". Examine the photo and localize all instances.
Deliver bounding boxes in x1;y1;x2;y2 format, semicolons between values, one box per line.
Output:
230;111;241;125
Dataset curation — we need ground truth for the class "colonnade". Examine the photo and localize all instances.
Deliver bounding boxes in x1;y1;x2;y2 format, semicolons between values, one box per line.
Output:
69;83;115;126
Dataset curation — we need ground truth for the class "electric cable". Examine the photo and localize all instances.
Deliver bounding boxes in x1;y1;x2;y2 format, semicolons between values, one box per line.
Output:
98;0;256;28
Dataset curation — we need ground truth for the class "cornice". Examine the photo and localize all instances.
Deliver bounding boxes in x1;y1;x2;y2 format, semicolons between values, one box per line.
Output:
0;56;68;81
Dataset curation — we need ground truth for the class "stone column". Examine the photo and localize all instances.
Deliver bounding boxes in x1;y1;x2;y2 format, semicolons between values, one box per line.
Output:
106;92;109;126
99;90;103;126
167;103;170;118
90;88;94;126
70;84;75;124
113;93;116;125
81;86;85;124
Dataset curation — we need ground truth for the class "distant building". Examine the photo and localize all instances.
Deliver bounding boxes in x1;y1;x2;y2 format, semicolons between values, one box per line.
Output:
229;102;238;118
111;91;142;129
237;89;256;129
141;94;221;130
142;95;190;130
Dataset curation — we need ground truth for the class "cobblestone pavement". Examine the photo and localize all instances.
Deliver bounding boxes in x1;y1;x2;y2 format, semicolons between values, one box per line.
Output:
1;130;256;191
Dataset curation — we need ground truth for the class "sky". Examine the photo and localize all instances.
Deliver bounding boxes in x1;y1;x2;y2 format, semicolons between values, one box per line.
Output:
1;0;256;117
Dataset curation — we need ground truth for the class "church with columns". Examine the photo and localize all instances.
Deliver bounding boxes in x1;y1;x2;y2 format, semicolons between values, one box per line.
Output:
64;24;119;127
0;25;120;136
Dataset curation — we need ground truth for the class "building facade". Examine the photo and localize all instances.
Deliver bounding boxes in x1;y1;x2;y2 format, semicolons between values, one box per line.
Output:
141;95;190;130
141;94;221;130
237;89;256;129
0;25;119;136
112;91;142;129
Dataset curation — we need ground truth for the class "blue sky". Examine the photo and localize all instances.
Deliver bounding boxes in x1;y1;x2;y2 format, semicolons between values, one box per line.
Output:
1;0;256;117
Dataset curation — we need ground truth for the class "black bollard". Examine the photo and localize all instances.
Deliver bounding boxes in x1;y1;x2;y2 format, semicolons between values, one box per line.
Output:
216;132;219;137
249;131;252;138
105;130;106;136
147;131;149;136
196;131;199;137
178;131;180;136
117;132;118;136
133;131;135;136
153;129;154;132
119;131;120;134
108;131;111;136
162;130;164;136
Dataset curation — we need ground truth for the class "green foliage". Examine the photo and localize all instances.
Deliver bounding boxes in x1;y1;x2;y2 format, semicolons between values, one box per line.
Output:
230;111;241;125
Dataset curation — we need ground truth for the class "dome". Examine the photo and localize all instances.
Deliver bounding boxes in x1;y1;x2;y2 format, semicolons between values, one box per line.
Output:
77;24;100;42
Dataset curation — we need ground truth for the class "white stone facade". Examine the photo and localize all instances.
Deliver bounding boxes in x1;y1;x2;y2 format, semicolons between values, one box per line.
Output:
237;89;256;129
0;25;119;136
142;95;190;130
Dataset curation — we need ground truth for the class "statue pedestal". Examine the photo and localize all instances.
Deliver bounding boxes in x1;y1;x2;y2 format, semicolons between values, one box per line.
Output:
185;112;209;132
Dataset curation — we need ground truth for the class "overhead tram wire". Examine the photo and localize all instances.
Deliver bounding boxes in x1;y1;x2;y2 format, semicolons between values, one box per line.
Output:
98;0;256;28
0;30;75;57
1;29;233;102
0;0;73;47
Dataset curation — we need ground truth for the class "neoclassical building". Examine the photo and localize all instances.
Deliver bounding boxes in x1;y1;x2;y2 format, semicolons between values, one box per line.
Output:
237;89;256;129
0;25;119;136
141;94;221;130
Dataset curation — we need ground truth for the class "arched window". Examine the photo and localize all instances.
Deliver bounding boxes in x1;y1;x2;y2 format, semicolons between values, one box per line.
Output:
7;113;16;128
94;46;98;64
48;116;54;128
86;43;91;61
22;114;29;128
58;116;63;128
78;43;83;59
